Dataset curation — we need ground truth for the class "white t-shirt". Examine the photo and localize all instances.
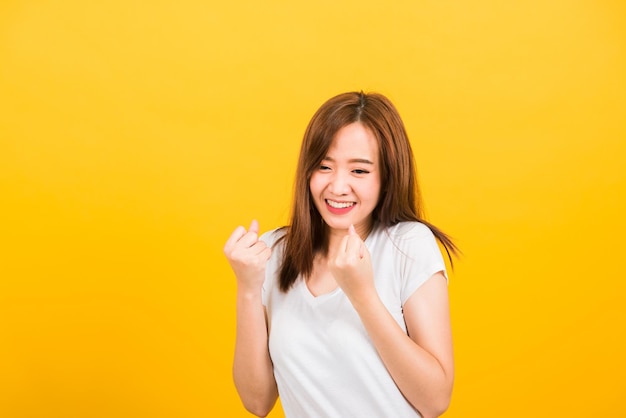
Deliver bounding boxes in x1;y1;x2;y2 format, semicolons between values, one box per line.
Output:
261;222;446;418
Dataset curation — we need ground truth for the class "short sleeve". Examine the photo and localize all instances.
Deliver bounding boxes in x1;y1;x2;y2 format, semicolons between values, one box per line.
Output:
392;223;447;305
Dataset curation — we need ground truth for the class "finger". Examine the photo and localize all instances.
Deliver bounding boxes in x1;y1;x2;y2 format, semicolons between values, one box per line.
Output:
249;219;260;235
345;233;363;259
337;232;351;255
250;240;270;256
224;225;247;252
348;225;365;259
259;245;272;262
236;229;261;248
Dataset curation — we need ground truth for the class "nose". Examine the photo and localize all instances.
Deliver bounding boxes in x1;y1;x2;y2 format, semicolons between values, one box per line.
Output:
328;170;351;195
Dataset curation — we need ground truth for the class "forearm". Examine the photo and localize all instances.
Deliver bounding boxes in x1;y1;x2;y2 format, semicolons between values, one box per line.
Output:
233;290;278;416
351;295;453;418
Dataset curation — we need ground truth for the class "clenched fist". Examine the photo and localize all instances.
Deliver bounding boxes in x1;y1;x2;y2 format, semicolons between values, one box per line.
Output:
328;224;376;304
224;219;272;293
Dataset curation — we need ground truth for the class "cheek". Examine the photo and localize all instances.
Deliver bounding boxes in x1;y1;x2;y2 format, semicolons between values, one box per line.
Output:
309;174;322;195
368;181;382;203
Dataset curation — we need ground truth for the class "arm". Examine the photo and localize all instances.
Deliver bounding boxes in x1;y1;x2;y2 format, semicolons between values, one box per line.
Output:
224;220;278;417
233;290;278;417
330;226;454;418
350;272;453;418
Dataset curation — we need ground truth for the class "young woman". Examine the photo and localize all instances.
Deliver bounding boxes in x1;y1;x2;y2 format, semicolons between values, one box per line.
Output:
224;92;458;418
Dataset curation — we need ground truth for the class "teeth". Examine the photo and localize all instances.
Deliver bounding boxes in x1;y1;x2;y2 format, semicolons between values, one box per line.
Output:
327;200;355;209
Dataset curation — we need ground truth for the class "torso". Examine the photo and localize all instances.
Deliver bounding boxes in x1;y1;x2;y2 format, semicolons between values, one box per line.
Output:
260;222;446;418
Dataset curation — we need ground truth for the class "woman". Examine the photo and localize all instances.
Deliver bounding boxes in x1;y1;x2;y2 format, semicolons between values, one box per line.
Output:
224;91;458;418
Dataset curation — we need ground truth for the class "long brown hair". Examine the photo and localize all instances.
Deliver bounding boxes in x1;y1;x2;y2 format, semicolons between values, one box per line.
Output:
278;91;458;292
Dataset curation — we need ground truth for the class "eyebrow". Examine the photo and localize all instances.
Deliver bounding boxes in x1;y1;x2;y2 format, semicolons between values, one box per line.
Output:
323;156;374;165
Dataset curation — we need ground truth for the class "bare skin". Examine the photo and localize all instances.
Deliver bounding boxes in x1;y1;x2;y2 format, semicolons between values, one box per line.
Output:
224;220;277;417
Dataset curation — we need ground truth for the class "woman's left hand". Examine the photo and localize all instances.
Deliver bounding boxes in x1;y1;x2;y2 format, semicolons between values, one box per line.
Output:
328;225;376;304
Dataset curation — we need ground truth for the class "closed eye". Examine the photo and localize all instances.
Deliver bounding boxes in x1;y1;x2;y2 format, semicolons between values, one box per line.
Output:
353;169;370;174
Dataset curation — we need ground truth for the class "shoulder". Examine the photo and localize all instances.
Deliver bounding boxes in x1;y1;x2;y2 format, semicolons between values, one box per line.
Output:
372;222;447;303
384;221;436;241
374;222;442;261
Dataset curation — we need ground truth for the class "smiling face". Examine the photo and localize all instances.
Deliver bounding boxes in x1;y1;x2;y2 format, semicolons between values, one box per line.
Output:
309;122;381;239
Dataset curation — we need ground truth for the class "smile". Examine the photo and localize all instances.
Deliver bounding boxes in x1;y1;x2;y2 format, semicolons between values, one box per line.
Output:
326;200;355;209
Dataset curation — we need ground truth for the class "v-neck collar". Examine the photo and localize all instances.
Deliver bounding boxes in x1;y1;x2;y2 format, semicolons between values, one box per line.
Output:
300;278;342;306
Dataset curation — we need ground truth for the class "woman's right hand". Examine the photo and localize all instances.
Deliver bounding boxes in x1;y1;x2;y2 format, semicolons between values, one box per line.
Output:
224;219;272;292
227;220;278;415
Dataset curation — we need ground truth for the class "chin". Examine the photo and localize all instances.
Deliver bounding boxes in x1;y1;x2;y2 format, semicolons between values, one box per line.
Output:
322;218;354;231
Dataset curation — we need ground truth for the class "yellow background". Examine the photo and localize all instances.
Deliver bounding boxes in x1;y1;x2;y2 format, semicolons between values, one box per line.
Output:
1;1;625;417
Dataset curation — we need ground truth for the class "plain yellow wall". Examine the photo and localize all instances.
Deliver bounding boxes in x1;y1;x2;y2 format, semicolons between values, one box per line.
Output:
1;1;625;417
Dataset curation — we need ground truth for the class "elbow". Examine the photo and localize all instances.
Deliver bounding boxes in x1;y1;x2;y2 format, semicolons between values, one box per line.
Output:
235;382;277;417
419;399;450;418
418;381;453;418
242;400;273;418
426;396;452;418
233;370;278;417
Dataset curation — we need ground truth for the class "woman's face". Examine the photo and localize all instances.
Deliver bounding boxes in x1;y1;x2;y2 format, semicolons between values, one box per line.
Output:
309;122;381;238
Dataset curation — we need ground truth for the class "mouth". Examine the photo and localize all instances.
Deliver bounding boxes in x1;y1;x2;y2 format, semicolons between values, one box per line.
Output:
325;199;356;215
326;199;355;209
